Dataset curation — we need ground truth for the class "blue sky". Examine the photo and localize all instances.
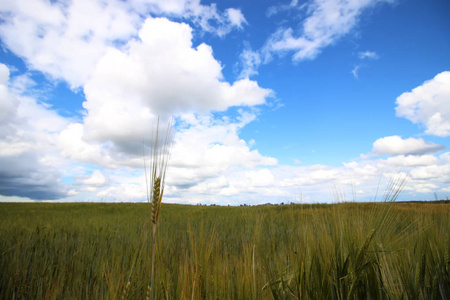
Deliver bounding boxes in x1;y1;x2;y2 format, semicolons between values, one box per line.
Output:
0;0;449;204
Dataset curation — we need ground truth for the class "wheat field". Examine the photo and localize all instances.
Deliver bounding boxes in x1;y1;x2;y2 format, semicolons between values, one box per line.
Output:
1;201;449;299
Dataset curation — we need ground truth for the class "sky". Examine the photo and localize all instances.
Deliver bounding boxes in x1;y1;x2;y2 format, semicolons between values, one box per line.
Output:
0;0;449;205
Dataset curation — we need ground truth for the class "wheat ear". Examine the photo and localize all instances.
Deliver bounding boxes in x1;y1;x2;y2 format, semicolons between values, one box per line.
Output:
151;177;162;224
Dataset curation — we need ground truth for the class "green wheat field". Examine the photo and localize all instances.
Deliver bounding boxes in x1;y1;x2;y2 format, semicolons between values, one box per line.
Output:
1;201;449;299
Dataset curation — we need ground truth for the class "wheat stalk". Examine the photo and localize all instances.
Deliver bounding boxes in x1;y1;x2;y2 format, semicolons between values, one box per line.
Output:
144;117;173;300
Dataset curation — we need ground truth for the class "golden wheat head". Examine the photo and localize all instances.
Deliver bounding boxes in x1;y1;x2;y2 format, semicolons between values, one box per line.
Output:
151;177;162;224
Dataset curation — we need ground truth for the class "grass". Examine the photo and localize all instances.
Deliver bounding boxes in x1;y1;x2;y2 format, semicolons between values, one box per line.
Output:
0;201;449;299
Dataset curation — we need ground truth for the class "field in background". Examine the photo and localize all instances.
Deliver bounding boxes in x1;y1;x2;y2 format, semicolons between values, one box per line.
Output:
1;202;449;299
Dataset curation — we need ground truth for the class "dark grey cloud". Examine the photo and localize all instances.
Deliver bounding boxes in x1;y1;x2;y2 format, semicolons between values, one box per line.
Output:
0;154;68;200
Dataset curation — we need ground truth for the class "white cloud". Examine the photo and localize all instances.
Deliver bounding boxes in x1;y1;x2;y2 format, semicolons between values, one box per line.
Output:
167;113;277;190
186;3;247;37
238;47;262;79
278;164;341;187
225;8;247;29
351;51;378;79
60;125;449;204
358;50;378;59
396;71;450;137
97;182;146;201
245;169;275;186
90;140;274;203
409;165;450;181
79;170;108;186
262;0;391;62
371;135;445;156
130;0;247;34
3;68;450;204
273;150;450;202
385;154;438;167
8;73;38;96
351;65;361;79
0;0;247;88
0;0;139;88
77;112;280;204
58;123;118;168
82;18;272;150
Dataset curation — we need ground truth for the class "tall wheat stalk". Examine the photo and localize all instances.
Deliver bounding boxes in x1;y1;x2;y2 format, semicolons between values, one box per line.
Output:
144;117;173;300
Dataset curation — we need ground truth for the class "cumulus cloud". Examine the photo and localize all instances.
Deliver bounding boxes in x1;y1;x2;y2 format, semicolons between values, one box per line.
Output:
82;18;272;151
167;113;277;190
58;123;118;168
0;0;138;88
97;182;146;201
274;148;450;202
371;135;445;156
396;71;450;137
79;169;108;186
80;111;279;204
53;33;274;203
0;153;67;200
0;0;247;88
0;13;272;202
245;169;275;186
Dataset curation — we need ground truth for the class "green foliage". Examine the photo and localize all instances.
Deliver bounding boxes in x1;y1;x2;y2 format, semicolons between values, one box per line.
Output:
0;202;449;299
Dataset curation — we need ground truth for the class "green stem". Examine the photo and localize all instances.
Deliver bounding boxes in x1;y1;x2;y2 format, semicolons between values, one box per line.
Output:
150;222;157;300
